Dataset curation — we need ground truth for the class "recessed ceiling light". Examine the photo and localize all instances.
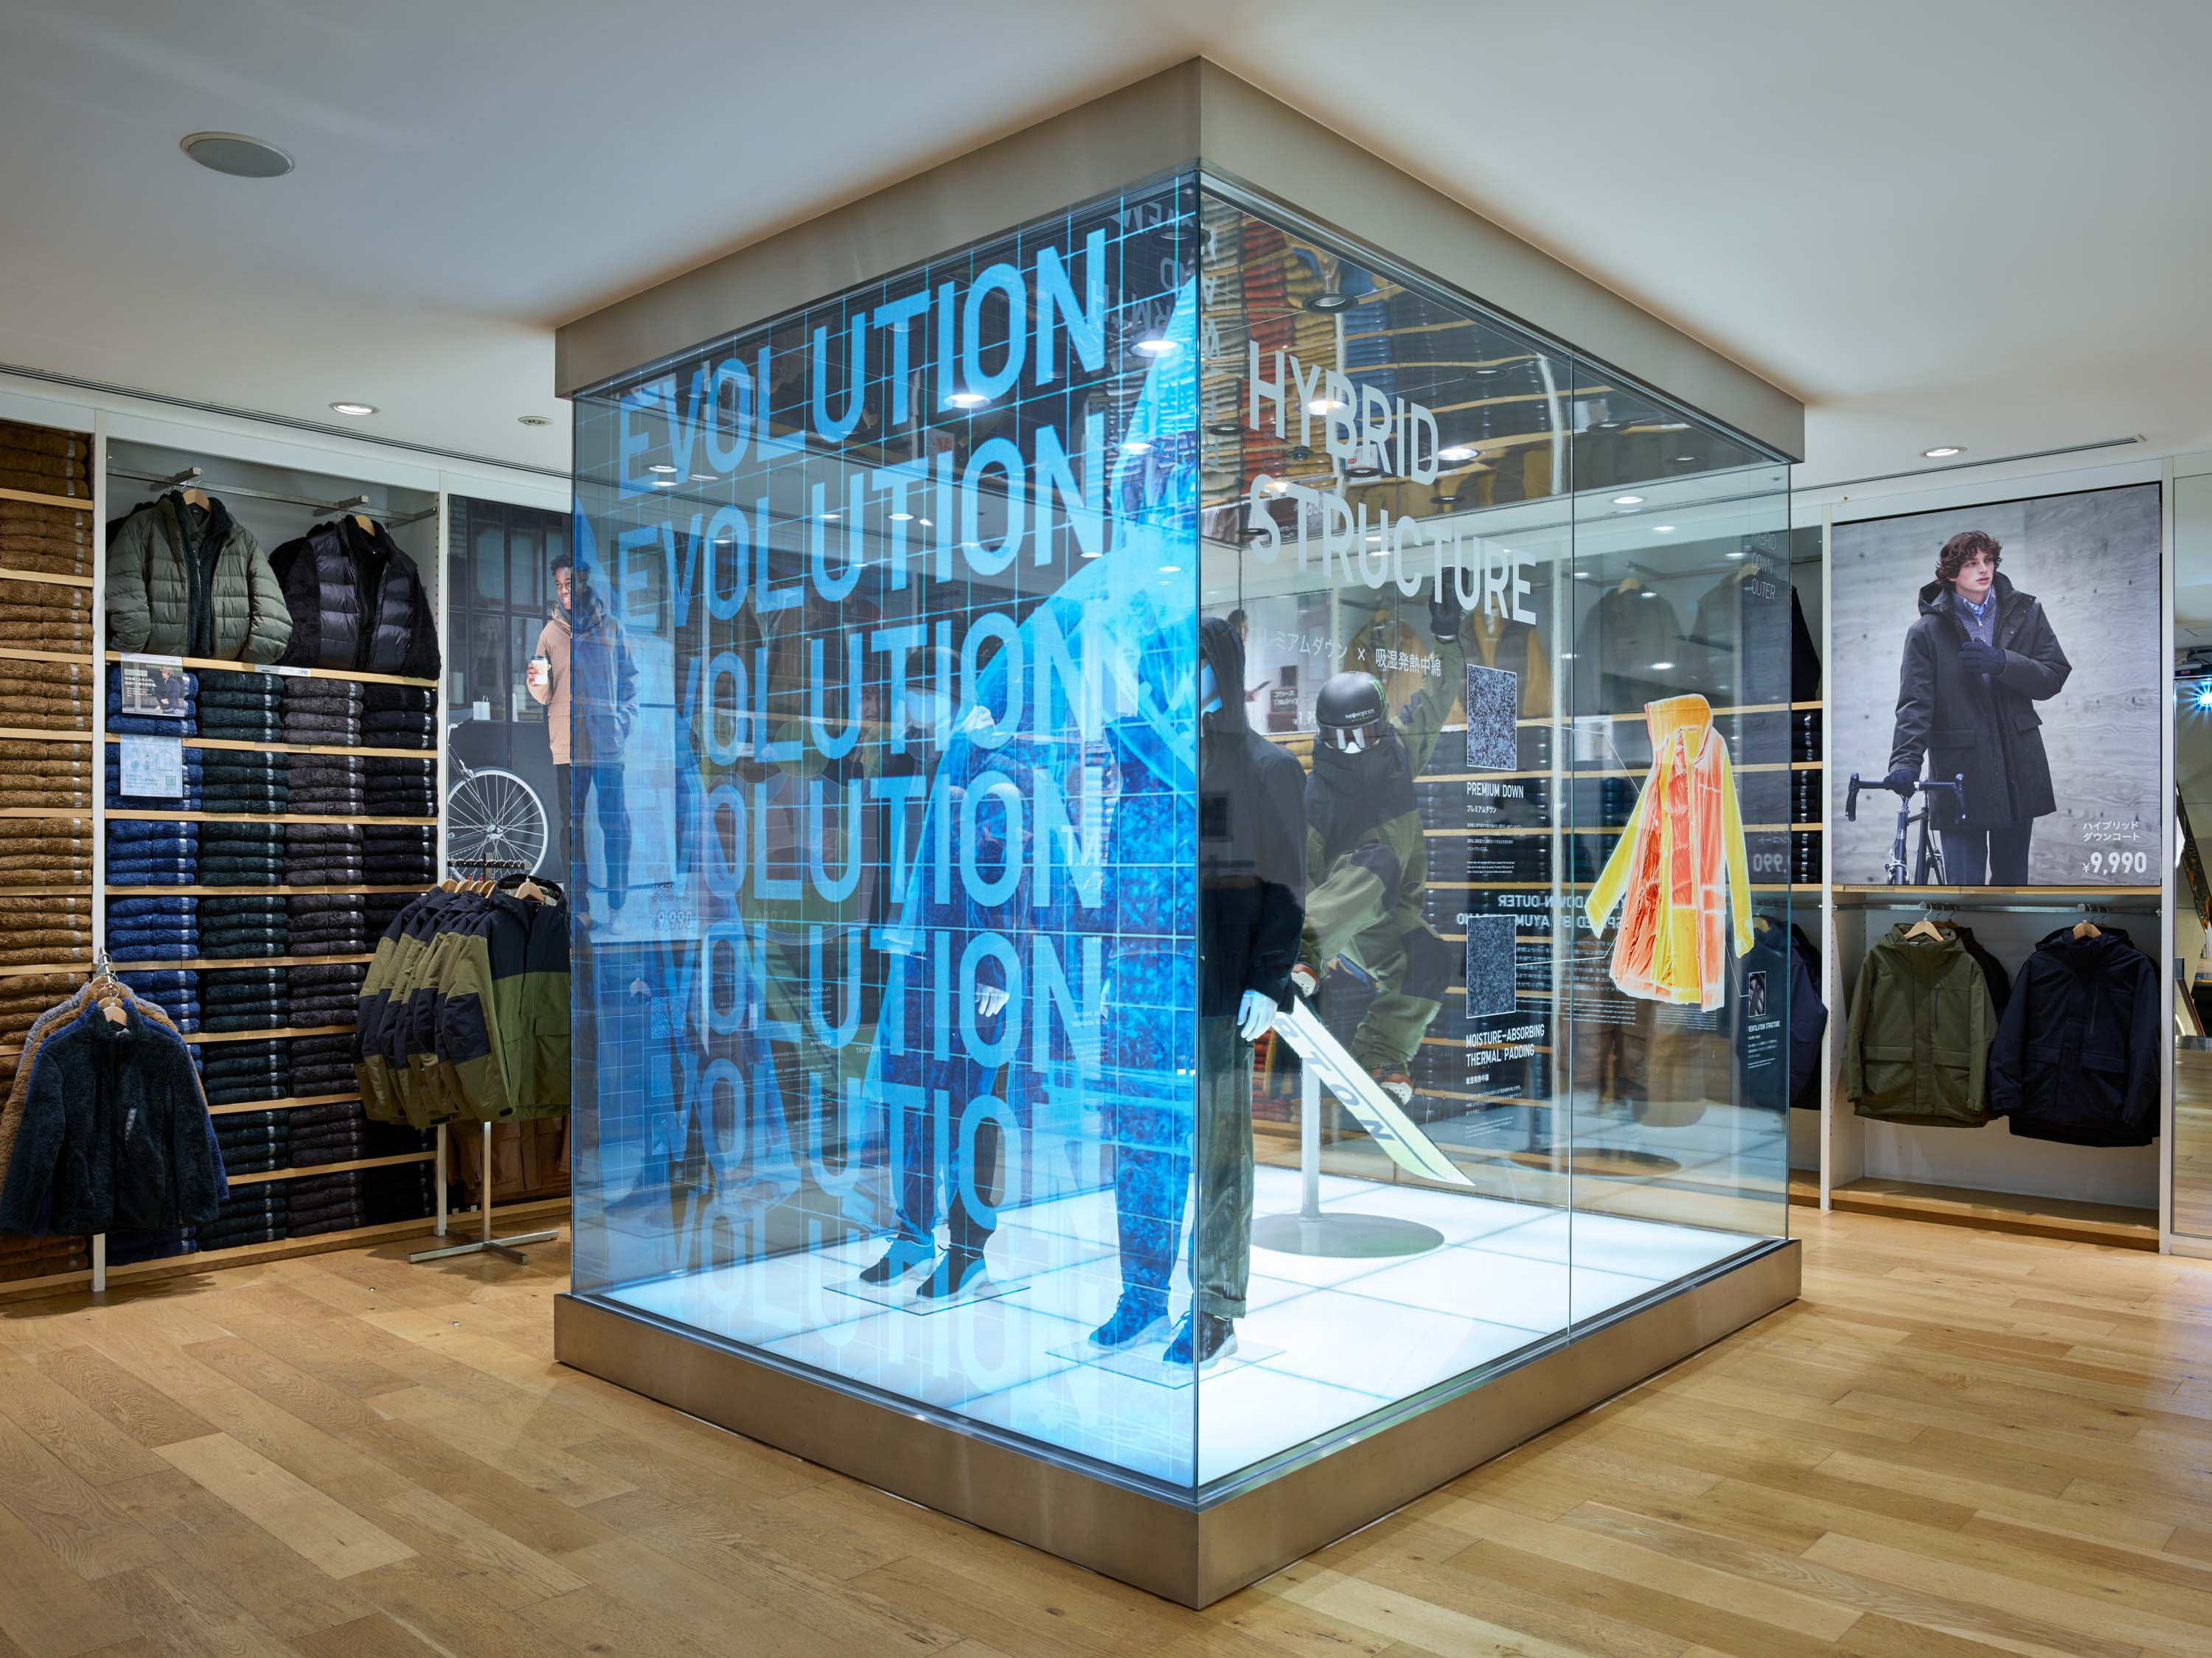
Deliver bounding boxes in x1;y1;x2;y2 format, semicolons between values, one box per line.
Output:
1672;453;1697;464
181;132;293;178
650;477;679;488
1650;661;1675;671
1922;445;1964;459
1307;397;1344;415
647;464;678;475
819;510;841;521
1305;293;1353;312
917;518;932;528
518;415;552;428
1725;549;1747;560
1638;589;1657;599
1365;532;1382;545
1573;571;1592;580
1652;524;1675;534
1120;440;1152;456
1612;495;1644;506
329;401;376;417
947;390;988;408
689;473;714;482
1132;336;1178;357
1160;564;1183;573
1206;421;1242;437
1475;366;1500;377
889;511;914;522
1438;445;1477;462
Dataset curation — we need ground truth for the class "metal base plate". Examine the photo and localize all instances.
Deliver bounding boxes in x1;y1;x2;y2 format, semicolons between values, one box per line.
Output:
410;1229;557;1264
1249;1211;1445;1258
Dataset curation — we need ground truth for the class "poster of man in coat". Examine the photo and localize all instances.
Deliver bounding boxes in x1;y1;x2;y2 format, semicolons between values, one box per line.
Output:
1829;483;2160;887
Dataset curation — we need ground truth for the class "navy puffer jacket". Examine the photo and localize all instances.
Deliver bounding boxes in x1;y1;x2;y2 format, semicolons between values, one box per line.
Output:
270;518;441;679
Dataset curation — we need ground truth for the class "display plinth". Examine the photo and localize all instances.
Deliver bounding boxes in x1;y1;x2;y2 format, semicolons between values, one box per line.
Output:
556;1239;1798;1607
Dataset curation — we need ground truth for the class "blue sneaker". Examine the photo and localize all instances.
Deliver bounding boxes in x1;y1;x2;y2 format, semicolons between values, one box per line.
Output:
858;1234;935;1286
1087;1289;1169;1353
913;1247;990;1302
1163;1312;1237;1369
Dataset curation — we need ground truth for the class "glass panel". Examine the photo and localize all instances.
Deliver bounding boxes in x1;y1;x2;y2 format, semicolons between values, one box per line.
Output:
571;174;1207;1493
512;520;543;614
472;507;507;603
2175;472;2212;1241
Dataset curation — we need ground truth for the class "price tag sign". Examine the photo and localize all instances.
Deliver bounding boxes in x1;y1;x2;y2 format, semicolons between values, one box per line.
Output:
119;735;184;798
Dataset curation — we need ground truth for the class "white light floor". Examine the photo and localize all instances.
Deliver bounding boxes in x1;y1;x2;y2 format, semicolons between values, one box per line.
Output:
605;1166;1762;1489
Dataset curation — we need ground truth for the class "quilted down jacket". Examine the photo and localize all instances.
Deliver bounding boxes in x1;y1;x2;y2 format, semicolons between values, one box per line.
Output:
105;494;292;663
271;517;439;679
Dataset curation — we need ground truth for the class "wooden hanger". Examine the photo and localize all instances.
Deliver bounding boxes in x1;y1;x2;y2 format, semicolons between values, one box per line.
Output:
1904;917;1947;941
2073;916;2101;940
179;487;210;512
351;513;376;534
1614;574;1643;596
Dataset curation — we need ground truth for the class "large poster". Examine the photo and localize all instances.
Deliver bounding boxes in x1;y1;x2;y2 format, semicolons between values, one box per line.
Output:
1829;483;2160;887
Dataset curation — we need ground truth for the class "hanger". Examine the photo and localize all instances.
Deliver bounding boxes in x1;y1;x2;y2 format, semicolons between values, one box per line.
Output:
351;513;376;534
2073;916;2101;940
179;487;210;512
89;952;126;1023
514;877;549;905
1614;574;1643;596
1903;916;1947;941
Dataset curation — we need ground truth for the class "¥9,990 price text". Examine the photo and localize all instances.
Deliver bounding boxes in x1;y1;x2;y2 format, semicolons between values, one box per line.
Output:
2085;850;2149;877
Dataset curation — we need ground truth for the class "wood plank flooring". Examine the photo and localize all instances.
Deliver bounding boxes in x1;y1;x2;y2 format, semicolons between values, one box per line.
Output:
0;1207;2204;1657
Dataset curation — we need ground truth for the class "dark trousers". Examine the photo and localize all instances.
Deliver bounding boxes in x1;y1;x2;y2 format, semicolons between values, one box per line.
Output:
557;761;631;908
886;951;1006;1253
1941;821;2034;885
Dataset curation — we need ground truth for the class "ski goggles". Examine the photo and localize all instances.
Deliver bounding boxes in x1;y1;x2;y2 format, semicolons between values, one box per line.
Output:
1321;722;1380;754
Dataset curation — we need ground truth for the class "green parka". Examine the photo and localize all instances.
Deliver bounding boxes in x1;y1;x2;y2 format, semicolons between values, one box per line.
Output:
105;493;292;663
1843;924;1997;1126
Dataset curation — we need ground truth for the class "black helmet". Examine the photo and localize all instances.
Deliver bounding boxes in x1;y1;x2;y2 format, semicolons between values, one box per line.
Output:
1315;672;1385;753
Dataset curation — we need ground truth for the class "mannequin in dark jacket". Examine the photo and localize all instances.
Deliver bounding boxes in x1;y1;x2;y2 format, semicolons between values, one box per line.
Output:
1989;924;2160;1146
270;515;440;680
1088;616;1306;1368
1886;532;2070;885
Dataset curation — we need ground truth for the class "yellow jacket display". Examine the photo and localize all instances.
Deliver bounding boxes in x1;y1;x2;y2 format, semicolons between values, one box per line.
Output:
1584;695;1753;1010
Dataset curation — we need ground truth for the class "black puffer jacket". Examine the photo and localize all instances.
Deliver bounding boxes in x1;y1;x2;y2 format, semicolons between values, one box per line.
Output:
270;518;440;679
1989;924;2160;1146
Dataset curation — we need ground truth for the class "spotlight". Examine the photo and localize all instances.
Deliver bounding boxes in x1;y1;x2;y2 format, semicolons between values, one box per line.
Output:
1923;445;1964;459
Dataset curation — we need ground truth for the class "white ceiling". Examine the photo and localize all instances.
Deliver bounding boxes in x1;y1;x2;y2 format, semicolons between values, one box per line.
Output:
4;0;2208;482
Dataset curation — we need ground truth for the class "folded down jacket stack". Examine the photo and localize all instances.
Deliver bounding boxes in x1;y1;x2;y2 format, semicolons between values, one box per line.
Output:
1;735;96;812
288;895;367;959
107;895;196;964
0;658;97;734
289;755;365;816
363;824;437;887
366;756;436;819
198;1185;288;1252
0;419;91;498
0;576;93;658
105;665;198;736
108;1227;197;1266
0;1230;92;1283
0;819;95;887
0;495;94;581
106;818;195;888
0;894;92;970
212;1109;288;1176
364;891;415;940
198;822;283;888
363;683;436;750
289;1098;369;1167
291;962;365;1030
282;678;364;748
106;748;204;810
120;969;200;1035
286;1168;367;1238
286;823;364;888
201;966;287;1034
198;749;288;816
288;1031;356;1097
198;894;287;959
199;1037;290;1107
193;670;284;743
364;1157;437;1223
0;972;84;1048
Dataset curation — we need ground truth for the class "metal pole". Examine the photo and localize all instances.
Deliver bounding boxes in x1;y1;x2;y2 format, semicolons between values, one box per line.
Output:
1299;1060;1322;1220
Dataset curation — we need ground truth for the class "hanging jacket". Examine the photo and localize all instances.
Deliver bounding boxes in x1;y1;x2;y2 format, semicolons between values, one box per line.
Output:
105;494;293;663
1585;695;1753;1010
1843;924;1996;1126
1989;924;2160;1146
1788;922;1826;1109
269;516;440;679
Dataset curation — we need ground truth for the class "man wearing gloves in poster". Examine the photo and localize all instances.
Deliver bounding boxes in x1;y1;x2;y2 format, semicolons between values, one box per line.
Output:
1289;591;1466;1106
1885;530;2070;885
1088;616;1306;1368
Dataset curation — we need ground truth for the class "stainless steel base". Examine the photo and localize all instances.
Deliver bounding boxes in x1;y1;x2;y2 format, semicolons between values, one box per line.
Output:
556;1236;1799;1606
411;1229;557;1264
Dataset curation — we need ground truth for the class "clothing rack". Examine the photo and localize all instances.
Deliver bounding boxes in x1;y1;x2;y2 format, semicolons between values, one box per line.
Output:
106;464;439;528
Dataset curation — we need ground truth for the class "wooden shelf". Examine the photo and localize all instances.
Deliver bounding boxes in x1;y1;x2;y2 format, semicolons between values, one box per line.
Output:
0;647;93;666
105;809;437;826
105;652;437;689
0;727;94;743
0;487;93;512
109;883;425;896
0;567;94;589
207;1092;361;1116
1787;1168;1819;1208
104;734;435;759
187;1025;352;1044
0;807;87;819
117;953;373;971
1825;1176;2158;1250
0;959;91;979
226;1151;434;1186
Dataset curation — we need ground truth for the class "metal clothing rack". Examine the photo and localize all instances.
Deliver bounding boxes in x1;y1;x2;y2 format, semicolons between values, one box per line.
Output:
108;464;439;528
408;855;560;1266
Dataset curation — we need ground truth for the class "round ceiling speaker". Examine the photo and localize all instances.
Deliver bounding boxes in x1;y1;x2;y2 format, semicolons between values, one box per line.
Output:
180;133;294;178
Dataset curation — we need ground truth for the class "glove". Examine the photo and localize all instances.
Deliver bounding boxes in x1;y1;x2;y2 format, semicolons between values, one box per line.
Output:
1428;589;1464;643
1883;764;1919;794
975;983;1009;1019
1237;990;1276;1042
1958;640;2006;676
1288;960;1321;1000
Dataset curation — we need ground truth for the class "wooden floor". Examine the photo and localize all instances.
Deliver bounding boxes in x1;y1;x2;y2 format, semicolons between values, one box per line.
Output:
0;1209;2207;1658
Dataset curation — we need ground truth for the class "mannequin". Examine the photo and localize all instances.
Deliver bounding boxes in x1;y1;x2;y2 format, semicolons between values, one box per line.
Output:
1090;616;1306;1368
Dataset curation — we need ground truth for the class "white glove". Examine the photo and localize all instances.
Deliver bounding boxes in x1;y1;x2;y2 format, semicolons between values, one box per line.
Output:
975;983;1009;1019
1237;990;1276;1042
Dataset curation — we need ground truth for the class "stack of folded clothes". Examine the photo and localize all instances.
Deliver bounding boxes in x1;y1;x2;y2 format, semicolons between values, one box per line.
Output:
0;492;94;581
363;683;435;750
107;1228;197;1266
198;822;284;888
285;823;364;887
106;895;197;963
282;678;364;747
200;1036;290;1105
0;657;97;733
106;665;198;736
198;894;286;959
364;891;415;940
120;968;200;1033
288;895;368;958
0;1231;92;1283
288;1031;356;1096
286;1168;367;1238
289;754;365;816
362;824;438;886
289;1098;369;1167
105;818;196;887
0;577;94;658
193;669;284;742
212;1108;289;1175
0;818;94;886
0;972;83;1048
291;961;365;1028
105;747;204;809
200;966;287;1033
364;1157;437;1223
2;735;97;812
198;1186;288;1252
0;419;91;497
366;756;437;819
198;749;288;816
0;894;92;969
